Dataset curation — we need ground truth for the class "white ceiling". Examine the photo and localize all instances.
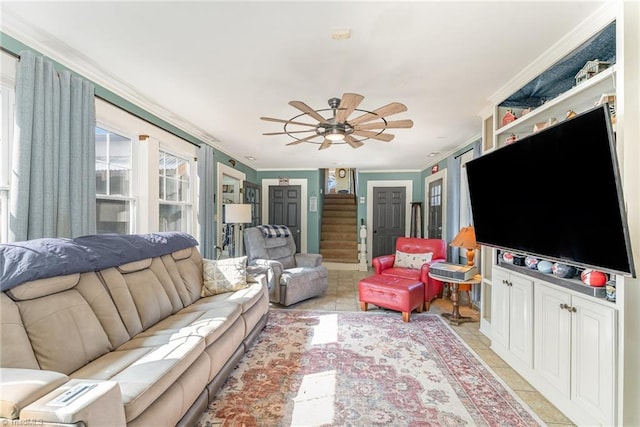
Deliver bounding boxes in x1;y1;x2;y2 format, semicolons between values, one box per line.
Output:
1;1;606;171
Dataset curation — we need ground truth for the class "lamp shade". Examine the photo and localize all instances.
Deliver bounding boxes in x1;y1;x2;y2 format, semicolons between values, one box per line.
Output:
450;225;477;267
225;204;252;224
450;225;476;249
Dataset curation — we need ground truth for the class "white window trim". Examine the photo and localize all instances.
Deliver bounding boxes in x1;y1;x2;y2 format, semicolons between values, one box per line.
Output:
158;145;197;235
95;124;137;234
1;83;15;243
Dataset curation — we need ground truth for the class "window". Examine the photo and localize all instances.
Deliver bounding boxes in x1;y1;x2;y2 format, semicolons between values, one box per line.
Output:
158;150;192;233
0;85;14;243
95;127;134;234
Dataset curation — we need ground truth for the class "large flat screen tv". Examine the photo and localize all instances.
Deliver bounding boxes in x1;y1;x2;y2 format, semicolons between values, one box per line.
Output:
466;104;635;277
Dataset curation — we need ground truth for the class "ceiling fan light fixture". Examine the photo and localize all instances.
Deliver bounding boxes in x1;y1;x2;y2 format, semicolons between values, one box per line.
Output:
326;129;346;141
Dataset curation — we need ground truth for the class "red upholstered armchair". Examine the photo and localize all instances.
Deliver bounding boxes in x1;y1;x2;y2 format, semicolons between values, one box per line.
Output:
372;237;447;310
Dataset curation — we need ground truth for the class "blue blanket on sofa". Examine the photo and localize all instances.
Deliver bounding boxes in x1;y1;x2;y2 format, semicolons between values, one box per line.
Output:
0;232;199;291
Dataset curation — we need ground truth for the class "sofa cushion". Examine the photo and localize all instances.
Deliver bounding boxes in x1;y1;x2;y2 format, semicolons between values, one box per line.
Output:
0;293;40;369
16;289;113;374
393;250;433;269
6;273;80;301
201;256;249;297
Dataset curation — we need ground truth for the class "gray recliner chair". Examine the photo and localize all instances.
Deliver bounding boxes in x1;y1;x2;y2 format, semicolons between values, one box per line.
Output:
243;226;328;306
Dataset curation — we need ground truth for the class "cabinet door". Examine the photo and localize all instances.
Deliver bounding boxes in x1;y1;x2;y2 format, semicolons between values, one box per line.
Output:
491;268;510;349
535;283;571;396
571;295;617;426
508;274;534;367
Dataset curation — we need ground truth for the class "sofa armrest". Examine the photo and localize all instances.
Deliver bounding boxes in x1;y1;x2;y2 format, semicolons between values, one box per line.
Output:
372;255;395;274
20;379;125;427
0;368;69;419
294;253;322;268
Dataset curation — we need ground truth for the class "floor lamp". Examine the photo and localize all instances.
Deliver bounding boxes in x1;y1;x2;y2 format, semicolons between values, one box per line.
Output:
224;204;252;258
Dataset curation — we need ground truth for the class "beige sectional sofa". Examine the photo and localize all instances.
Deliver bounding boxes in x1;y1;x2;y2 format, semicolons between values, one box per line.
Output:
0;232;269;426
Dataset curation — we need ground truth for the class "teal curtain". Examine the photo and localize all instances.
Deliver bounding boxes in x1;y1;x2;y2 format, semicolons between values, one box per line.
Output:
197;143;216;258
10;50;96;241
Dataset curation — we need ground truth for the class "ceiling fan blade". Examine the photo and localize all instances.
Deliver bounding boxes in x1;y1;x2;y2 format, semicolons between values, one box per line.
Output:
344;135;364;149
348;102;408;125
352;130;395;142
263;130;316;136
289;101;329;124
336;93;364;123
260;117;317;127
319;139;332;150
285;134;320;146
354;119;414;130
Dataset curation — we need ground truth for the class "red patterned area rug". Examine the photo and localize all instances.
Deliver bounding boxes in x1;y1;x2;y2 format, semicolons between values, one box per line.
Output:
196;310;542;427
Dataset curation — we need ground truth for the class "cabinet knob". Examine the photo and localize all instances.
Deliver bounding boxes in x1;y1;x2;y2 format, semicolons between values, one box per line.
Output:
560;303;568;310
570;306;577;313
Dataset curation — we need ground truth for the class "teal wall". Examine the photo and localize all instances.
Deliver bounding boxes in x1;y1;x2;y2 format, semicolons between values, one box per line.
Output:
356;171;423;228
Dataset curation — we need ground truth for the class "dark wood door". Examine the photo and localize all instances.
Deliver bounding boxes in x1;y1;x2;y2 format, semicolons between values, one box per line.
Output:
372;186;406;258
427;177;443;239
269;185;301;252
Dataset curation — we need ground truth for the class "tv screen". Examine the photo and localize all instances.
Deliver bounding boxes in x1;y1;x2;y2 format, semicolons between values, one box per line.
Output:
466;104;635;277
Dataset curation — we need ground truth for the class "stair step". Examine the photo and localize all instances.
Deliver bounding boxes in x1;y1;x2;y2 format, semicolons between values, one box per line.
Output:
322;209;357;217
320;240;358;250
321;248;359;263
322;231;357;241
322;224;356;233
323;217;357;225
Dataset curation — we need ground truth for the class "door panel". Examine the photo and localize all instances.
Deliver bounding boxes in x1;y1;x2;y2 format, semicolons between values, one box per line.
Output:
372;186;405;258
427;178;443;239
269;185;301;251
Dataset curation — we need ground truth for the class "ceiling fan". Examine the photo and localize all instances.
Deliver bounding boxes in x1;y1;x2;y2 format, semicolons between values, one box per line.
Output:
260;93;414;150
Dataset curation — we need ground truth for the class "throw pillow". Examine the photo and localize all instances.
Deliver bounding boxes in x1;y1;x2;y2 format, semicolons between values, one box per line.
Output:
201;256;249;297
393;251;433;270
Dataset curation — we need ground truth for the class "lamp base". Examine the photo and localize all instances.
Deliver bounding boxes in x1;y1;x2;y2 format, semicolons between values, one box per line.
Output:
466;248;475;267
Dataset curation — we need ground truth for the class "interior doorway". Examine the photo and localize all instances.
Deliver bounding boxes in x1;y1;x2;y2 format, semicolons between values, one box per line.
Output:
326;168;352;194
217;162;246;257
425;168;447;240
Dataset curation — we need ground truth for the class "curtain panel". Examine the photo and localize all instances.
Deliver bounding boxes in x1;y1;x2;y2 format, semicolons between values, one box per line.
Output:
10;50;96;242
197;143;216;258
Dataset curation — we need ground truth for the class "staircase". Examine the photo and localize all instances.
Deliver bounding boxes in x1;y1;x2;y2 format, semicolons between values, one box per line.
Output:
320;194;359;263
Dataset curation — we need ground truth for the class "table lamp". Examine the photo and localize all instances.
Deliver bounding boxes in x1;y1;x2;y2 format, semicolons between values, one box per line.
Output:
450;225;477;266
224;204;252;257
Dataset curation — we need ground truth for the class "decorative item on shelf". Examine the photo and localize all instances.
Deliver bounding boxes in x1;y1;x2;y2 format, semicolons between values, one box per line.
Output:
576;59;611;84
450;225;476;266
605;276;616;302
537;260;554;274
524;256;539;270
502;110;517;127
533;117;557;133
505;134;518;145
595;93;616;124
580;269;608;287
566;110;577;119
575;59;611;85
552;262;577;278
502;252;514;264
520;107;532;116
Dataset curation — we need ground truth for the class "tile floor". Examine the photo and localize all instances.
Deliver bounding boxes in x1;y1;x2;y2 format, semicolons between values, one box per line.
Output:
276;267;575;427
